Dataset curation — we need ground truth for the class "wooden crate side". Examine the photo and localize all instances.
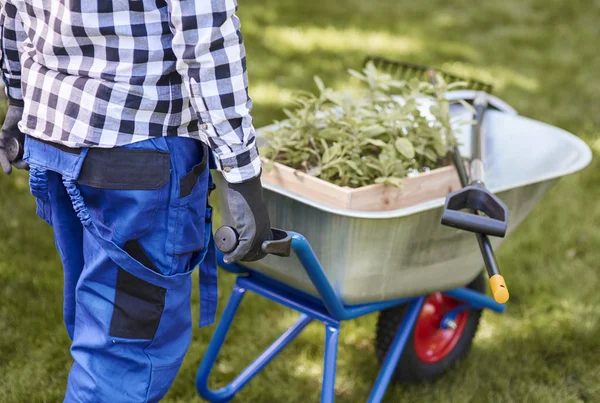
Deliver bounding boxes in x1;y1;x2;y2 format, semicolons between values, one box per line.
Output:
261;161;462;212
261;161;352;208
347;165;462;211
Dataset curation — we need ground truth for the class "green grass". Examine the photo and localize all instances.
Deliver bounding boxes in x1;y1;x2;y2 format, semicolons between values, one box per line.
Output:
1;0;600;401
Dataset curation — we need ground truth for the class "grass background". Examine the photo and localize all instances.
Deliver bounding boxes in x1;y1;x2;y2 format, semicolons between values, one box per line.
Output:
1;0;600;401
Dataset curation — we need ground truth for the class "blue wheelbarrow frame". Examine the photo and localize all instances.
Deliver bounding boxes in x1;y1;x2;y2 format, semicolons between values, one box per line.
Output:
195;232;505;402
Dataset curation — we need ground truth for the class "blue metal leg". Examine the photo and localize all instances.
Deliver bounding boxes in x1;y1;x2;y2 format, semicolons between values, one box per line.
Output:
196;279;313;403
367;297;425;403
196;269;504;402
321;324;340;403
196;281;247;403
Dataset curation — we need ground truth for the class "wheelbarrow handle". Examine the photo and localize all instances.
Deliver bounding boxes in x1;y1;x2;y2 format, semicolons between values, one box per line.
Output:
6;137;24;162
214;226;292;258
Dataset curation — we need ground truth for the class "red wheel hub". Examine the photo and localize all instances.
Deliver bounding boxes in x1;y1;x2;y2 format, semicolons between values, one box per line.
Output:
413;293;468;363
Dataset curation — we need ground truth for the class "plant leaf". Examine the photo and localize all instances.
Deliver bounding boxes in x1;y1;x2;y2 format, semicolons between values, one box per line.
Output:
423;148;438;162
348;69;367;82
364;138;388;148
394;138;415;159
314;76;326;92
431;135;447;156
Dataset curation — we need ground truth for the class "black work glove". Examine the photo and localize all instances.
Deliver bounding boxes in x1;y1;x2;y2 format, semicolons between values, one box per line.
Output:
223;174;272;264
0;102;28;175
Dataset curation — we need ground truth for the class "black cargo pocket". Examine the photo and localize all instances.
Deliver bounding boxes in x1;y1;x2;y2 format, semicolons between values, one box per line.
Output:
109;240;166;339
77;148;170;190
173;145;209;255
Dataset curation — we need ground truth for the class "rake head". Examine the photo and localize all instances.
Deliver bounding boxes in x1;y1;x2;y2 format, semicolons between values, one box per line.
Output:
365;56;494;94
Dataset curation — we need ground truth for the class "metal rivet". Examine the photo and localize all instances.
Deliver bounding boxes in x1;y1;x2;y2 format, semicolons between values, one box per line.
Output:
223;166;232;173
201;123;209;130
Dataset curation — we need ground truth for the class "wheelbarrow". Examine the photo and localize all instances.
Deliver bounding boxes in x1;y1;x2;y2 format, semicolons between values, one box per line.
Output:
195;88;591;401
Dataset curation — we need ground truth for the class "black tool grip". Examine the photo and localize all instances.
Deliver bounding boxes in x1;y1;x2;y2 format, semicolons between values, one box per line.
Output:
214;226;292;257
441;185;508;238
6;137;23;162
441;210;507;238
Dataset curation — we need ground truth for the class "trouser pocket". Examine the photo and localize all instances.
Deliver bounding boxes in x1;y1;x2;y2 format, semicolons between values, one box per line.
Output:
170;142;210;256
29;166;53;226
65;138;205;338
109;266;166;340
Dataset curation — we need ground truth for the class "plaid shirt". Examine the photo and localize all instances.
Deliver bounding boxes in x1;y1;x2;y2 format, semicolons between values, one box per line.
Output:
0;0;261;183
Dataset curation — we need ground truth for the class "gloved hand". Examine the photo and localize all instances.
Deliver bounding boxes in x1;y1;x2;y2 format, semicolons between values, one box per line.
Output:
0;102;28;175
223;174;272;264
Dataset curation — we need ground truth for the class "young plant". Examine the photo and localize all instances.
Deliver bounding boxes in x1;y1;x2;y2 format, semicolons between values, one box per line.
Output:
261;62;470;188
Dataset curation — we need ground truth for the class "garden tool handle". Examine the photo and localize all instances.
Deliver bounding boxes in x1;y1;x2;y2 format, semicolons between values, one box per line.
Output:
471;92;489;183
441;184;508;238
446;96;509;304
215;226;292;257
477;234;509;304
470;93;509;303
442;209;507;238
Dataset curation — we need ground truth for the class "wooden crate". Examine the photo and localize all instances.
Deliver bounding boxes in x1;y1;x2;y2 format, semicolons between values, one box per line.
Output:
261;160;462;212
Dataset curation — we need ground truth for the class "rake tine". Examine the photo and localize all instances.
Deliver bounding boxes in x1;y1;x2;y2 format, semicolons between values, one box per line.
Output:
363;55;493;93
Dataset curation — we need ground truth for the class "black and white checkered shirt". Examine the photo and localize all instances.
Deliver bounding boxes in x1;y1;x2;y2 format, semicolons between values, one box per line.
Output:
0;0;261;183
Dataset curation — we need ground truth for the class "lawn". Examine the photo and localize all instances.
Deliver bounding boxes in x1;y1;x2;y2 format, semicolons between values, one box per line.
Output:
1;0;600;402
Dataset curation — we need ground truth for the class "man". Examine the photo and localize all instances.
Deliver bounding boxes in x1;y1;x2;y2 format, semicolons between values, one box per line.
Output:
0;0;271;401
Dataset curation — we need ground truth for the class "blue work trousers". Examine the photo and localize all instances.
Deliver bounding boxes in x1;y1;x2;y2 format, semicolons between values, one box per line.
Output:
23;135;217;402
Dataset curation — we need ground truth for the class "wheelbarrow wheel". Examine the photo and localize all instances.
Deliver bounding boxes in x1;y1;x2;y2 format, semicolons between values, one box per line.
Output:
375;273;485;384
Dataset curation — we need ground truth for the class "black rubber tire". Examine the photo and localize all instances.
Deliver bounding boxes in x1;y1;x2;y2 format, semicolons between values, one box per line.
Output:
375;273;486;384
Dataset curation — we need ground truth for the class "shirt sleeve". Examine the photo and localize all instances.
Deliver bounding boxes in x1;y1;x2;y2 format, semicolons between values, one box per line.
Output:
167;0;261;183
0;2;25;105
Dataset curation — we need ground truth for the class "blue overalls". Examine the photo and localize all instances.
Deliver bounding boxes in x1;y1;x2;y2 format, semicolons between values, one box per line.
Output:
23;135;218;402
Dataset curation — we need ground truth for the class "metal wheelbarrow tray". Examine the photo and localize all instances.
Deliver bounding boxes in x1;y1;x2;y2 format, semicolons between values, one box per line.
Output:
218;99;592;305
197;92;591;402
